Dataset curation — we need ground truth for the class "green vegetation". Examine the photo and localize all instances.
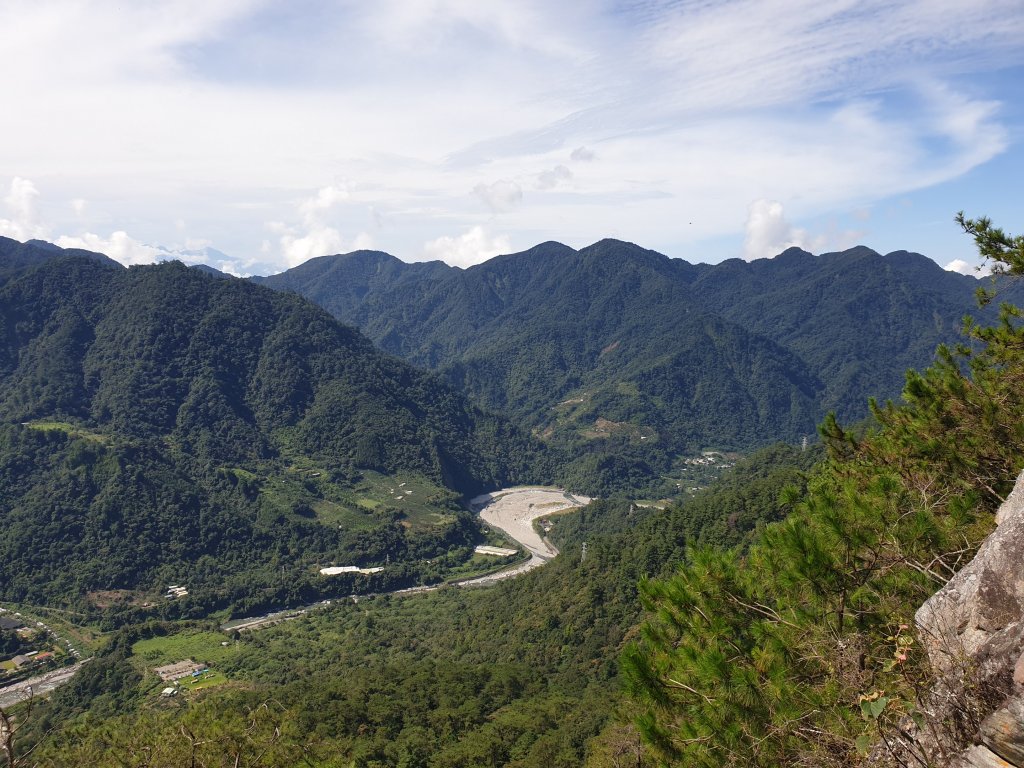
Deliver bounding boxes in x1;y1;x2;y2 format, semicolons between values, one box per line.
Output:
7;442;813;766
623;215;1024;766
258;236;1024;496
4;220;1022;766
132;630;240;669
0;253;550;620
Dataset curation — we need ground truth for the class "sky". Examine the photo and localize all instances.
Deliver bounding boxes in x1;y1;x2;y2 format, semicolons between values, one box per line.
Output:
1;0;1022;276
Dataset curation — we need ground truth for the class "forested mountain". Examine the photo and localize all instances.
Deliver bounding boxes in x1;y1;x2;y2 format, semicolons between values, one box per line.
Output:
0;250;546;614
0;235;118;285
252;249;453;320
684;245;1024;416
257;239;1014;462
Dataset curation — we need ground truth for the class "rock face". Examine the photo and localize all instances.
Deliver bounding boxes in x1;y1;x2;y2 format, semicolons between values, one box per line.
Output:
917;472;1024;669
915;470;1024;767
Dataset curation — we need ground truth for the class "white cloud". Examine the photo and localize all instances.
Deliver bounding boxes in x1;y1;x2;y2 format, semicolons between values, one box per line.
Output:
0;2;1021;269
56;231;166;266
473;179;522;213
351;231;376;251
299;183;351;222
270;184;374;267
536;165;572;190
741;200;873;261
944;258;991;277
0;177;45;240
742;200;823;261
279;226;345;267
423;226;511;267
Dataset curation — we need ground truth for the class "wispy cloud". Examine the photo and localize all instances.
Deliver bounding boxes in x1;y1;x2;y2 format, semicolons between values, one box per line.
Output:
0;0;1021;271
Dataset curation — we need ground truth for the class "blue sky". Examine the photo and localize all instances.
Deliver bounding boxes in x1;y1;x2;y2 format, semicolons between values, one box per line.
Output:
1;0;1022;275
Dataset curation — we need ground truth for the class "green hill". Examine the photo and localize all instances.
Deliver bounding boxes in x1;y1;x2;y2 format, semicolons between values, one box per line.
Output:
0;252;547;616
258;239;1016;475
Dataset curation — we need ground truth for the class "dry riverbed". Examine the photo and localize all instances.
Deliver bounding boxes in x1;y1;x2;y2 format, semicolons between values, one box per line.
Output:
462;487;591;584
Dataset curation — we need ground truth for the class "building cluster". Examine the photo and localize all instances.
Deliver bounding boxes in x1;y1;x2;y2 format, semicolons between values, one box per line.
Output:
153;659;208;682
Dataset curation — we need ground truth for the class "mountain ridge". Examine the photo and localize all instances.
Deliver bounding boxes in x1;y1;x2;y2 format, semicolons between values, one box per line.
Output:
254;238;1016;473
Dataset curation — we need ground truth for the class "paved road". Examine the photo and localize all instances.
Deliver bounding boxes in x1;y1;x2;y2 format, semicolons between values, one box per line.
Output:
225;486;593;629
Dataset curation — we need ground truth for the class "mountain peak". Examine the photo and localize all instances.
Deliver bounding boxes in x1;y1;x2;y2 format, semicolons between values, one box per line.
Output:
775;246;815;260
824;245;882;260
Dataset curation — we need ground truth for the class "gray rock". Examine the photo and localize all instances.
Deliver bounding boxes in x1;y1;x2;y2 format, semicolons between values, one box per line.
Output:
979;698;1024;766
955;744;1015;768
916;470;1024;672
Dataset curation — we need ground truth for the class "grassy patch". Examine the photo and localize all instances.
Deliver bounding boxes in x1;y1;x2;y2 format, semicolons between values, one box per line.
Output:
132;630;239;670
311;499;376;530
341;472;460;531
179;669;228;692
252;461;458;533
22;420;108;443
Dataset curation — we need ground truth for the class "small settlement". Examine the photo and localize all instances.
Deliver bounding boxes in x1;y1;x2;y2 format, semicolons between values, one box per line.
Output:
153;659;208;683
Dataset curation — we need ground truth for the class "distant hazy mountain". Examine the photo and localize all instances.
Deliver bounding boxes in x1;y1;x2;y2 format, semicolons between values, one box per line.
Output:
256;239;1020;458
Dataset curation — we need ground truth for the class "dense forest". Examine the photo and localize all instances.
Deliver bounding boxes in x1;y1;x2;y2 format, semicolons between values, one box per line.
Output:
624;214;1024;766
2;218;1023;766
0;244;549;616
9;442;819;767
257;238;1023;482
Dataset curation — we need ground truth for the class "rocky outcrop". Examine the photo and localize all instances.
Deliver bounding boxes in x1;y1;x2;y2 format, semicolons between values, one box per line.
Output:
915;471;1024;767
918;473;1024;670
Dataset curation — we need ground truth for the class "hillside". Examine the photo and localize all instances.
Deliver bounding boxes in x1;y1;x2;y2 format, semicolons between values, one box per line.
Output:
257;239;1015;468
252;249;454;321
0;251;546;616
684;245;1023;416
17;443;818;768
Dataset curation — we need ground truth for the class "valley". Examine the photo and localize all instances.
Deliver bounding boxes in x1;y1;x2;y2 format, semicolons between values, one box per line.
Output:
5;4;1023;765
2;222;1024;767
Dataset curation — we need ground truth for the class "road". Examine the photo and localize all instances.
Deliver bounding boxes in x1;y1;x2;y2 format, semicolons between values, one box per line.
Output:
3;489;592;693
224;486;593;629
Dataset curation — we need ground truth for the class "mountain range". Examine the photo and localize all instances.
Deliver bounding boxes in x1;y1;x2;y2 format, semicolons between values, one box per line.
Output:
0;237;544;614
256;239;1018;464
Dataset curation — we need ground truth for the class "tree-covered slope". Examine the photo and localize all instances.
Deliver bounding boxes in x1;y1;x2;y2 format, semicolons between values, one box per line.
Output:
0;254;546;613
623;219;1024;767
685;245;1020;420
258;238;1012;464
20;442;818;768
252;249;454;322
353;240;823;455
0;235;118;287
